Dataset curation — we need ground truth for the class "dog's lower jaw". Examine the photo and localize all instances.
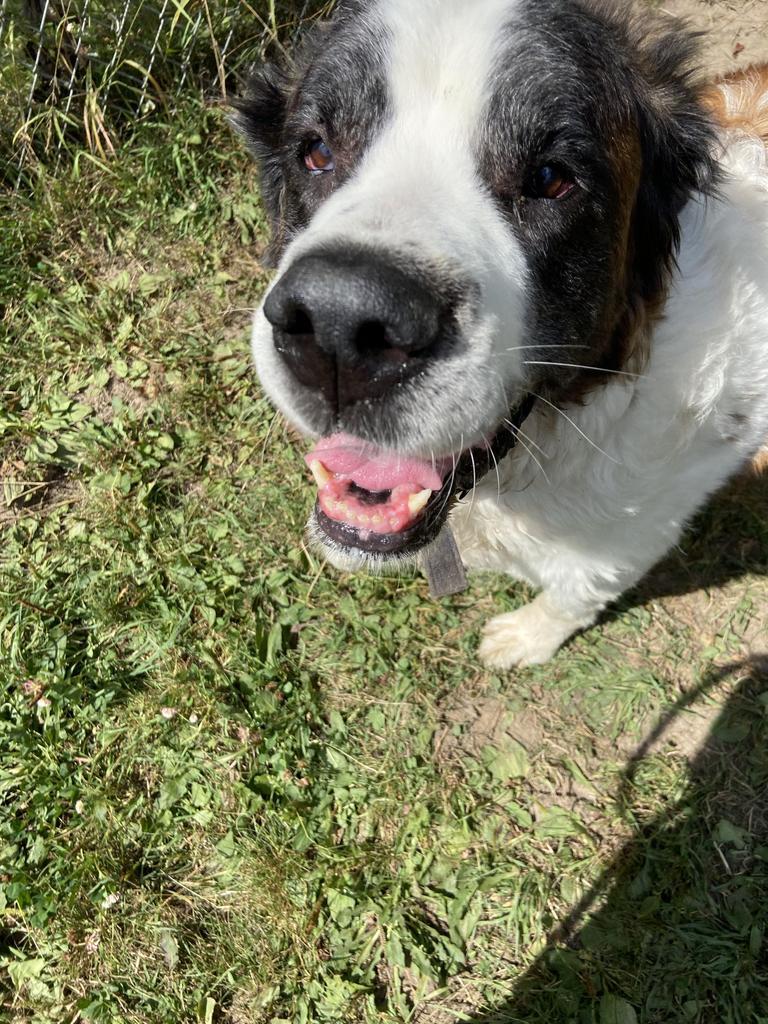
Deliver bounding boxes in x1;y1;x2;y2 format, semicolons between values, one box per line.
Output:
306;510;422;575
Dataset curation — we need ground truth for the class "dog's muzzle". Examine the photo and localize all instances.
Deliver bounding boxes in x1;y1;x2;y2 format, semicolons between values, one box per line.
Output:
263;244;534;563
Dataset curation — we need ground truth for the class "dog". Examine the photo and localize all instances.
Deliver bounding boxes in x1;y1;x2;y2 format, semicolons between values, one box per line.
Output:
232;0;768;667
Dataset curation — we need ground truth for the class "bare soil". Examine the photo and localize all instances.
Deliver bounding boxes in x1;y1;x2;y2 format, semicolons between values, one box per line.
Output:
661;0;768;75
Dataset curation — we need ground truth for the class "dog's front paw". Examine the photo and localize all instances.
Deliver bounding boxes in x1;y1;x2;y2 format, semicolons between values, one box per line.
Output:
479;598;591;669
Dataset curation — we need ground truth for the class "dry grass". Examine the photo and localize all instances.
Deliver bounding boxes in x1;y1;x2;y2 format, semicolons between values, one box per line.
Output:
1;0;334;186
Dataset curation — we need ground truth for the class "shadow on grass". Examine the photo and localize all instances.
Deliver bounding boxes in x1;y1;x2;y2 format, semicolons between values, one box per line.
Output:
466;655;768;1023
629;469;767;607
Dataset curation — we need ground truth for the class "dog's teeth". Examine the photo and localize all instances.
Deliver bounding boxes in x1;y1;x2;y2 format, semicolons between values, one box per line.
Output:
310;460;332;488
408;489;432;516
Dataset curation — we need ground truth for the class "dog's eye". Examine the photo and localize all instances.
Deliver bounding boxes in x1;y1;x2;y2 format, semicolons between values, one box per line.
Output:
527;164;575;200
304;138;335;175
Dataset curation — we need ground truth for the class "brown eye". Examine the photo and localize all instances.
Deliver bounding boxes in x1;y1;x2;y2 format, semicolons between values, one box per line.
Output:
528;164;575;200
304;138;335;175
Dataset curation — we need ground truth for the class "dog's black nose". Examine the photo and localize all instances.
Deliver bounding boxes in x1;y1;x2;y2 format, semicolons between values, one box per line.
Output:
263;250;448;413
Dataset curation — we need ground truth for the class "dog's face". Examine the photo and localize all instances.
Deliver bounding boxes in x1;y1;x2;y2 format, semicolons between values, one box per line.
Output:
233;0;716;570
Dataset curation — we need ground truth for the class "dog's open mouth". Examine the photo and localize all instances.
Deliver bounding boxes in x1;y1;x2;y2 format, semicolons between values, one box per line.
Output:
306;435;451;557
304;398;534;559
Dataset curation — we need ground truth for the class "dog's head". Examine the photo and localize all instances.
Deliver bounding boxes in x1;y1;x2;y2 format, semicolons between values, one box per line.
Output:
232;0;718;570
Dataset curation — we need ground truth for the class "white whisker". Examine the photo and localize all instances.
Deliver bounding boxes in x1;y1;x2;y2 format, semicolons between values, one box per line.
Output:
482;432;503;503
513;432;551;485
487;367;548;463
502;418;549;459
531;391;621;465
467;447;478;519
435;440;459;524
524;360;644;379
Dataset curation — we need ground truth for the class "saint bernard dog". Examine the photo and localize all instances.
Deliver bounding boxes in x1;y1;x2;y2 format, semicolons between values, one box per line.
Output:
232;0;768;667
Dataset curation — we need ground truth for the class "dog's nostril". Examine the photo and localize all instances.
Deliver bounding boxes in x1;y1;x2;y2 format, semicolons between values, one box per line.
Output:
284;306;315;337
354;320;391;356
353;321;416;370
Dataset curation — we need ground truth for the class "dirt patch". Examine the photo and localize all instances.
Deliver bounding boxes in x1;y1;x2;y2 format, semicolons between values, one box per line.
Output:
0;451;82;528
621;457;768;694
742;607;768;656
86;373;154;426
434;696;610;829
435;696;545;764
620;699;724;761
661;0;768;75
413;991;485;1024
659;585;760;657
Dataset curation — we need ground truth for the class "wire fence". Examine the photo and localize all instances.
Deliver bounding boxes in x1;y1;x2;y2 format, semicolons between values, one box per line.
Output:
1;0;330;189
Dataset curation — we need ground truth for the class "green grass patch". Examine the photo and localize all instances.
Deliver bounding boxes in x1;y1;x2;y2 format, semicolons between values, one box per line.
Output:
2;39;767;1024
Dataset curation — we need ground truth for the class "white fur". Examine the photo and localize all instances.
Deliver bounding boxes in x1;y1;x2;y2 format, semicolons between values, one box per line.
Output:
252;0;529;457
454;129;768;666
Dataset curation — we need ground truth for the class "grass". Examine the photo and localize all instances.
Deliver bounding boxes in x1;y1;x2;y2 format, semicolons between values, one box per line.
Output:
2;6;768;1023
2;0;333;187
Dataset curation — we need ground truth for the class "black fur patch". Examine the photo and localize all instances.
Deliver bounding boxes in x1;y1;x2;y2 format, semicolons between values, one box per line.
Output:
230;7;388;264
480;0;719;395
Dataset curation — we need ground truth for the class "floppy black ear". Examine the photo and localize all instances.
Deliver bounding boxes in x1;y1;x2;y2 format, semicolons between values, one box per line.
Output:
230;62;290;234
630;22;720;304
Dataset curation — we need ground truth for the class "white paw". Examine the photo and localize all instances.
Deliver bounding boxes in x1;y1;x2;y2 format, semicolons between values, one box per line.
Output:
479;599;589;669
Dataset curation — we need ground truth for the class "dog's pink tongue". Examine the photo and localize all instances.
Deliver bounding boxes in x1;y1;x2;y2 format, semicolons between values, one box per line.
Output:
308;434;444;492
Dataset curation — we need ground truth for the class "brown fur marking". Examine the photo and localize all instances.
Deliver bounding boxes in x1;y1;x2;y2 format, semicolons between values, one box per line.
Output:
704;68;768;479
555;124;657;406
569;66;768;407
704;64;768;143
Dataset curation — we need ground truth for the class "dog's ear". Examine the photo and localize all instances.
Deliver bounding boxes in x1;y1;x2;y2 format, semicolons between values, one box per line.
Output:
230;61;290;240
231;61;289;159
629;20;720;304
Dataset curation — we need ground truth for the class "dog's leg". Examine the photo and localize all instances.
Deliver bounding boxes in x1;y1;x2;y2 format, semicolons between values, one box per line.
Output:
469;537;631;668
455;496;633;668
459;404;764;668
478;590;605;669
